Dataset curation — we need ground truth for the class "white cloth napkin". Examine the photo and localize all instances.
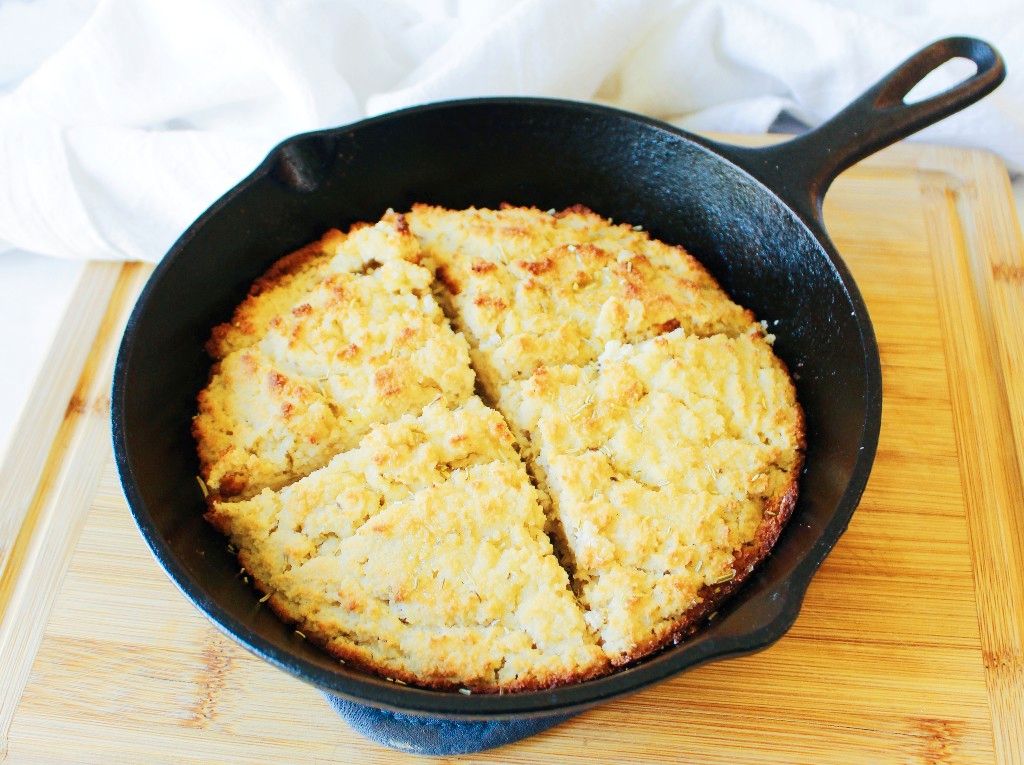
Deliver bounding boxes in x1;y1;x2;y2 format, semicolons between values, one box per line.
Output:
1;0;1022;264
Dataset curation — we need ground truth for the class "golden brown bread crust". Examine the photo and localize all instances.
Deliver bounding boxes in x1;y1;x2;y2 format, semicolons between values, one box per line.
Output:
252;576;611;693
498;329;804;664
193;222;474;500
226;530;613;694
611;458;802;666
612;349;807;665
197;204;805;692
211;461;801;691
263;593;610;693
206;229;344;358
205;400;609;690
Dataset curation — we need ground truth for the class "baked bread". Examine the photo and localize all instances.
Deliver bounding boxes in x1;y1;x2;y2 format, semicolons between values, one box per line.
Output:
498;330;803;660
193;246;474;498
404;204;756;399
207;217;421;359
207;398;608;690
195;204;804;691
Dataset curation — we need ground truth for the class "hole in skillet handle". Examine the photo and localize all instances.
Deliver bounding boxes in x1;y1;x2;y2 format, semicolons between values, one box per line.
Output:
707;36;1005;225
903;57;978;105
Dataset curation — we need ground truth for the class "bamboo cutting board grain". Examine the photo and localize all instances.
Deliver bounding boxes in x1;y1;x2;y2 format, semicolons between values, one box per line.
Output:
1;138;1022;765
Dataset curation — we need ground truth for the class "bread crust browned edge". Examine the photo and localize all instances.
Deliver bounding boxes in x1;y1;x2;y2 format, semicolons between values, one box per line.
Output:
191;359;222;494
201;408;805;693
205;228;349;359
203;505;612;693
196;226;355;498
416;201;760;338
606;354;807;667
197;204;807;692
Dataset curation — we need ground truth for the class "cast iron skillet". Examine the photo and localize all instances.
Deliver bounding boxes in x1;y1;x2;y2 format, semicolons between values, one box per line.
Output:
113;37;1003;718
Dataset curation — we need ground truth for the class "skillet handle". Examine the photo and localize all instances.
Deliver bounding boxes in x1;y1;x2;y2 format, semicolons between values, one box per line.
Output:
714;37;1005;223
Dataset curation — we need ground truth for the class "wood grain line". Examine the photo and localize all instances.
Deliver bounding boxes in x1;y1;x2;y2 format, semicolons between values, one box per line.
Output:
991;263;1024;284
958;152;1024;525
0;262;152;755
919;164;1024;765
0;264;122;585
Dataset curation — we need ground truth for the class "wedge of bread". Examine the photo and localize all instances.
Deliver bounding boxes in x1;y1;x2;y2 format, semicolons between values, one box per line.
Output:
498;329;803;660
207;398;607;690
194;257;473;499
405;204;756;399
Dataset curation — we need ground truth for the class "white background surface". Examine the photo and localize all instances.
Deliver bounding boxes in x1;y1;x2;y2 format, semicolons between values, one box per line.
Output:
2;0;1023;458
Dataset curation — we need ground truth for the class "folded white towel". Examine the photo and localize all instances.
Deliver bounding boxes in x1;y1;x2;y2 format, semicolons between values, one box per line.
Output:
0;0;1021;263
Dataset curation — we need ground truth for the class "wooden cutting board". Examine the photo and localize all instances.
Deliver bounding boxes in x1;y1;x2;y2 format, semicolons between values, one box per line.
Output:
1;138;1022;765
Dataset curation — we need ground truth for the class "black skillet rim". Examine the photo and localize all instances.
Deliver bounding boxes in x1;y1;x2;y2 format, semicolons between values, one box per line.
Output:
112;96;882;719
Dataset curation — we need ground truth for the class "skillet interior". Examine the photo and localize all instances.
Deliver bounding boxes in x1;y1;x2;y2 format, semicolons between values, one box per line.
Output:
113;99;880;717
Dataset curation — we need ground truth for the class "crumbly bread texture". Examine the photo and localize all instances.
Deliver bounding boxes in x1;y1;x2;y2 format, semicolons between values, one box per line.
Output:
193;252;474;499
405;204;756;398
196;205;804;691
206;397;521;562
498;329;803;660
207;216;420;359
207;399;607;690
